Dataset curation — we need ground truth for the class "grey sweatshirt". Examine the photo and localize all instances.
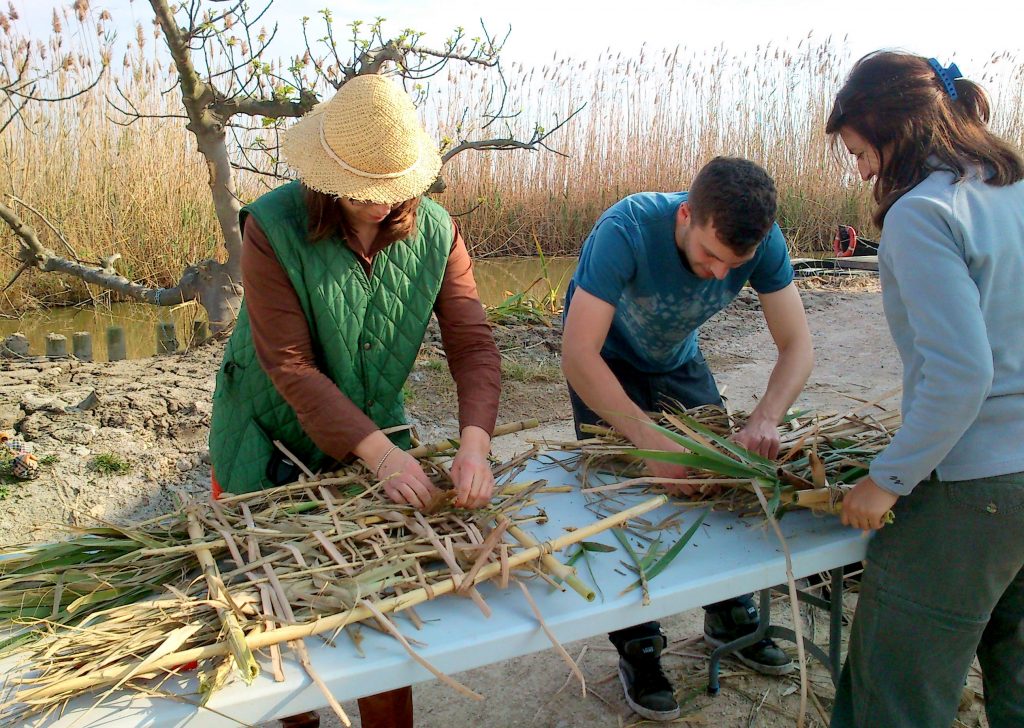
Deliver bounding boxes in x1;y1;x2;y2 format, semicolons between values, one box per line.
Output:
869;168;1024;495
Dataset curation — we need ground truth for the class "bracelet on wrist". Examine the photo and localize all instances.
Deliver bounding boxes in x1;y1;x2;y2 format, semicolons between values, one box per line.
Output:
374;444;399;480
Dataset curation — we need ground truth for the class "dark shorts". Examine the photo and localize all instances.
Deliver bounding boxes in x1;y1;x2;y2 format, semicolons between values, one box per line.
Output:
568;349;723;438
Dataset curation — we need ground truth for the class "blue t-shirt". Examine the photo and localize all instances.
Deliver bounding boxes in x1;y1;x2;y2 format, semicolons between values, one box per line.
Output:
565;191;793;373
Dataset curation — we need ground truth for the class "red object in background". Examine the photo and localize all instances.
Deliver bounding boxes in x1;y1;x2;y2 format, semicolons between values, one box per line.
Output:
211;471;222;500
833;224;859;257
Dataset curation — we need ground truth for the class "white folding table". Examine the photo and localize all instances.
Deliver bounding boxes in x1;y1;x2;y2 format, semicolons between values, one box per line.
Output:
16;454;867;727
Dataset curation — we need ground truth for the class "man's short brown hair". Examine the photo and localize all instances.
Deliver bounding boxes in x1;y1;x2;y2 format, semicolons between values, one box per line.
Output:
688;157;777;253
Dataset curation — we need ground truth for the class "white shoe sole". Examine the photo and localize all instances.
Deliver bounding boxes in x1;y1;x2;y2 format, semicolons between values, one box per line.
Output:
617;662;681;722
704;633;796;676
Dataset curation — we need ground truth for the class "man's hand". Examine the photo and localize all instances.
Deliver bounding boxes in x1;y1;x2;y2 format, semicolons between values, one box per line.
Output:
450;426;495;509
841;475;899;532
645;456;696;496
377;448;442;511
641;433;705;497
732;416;782;459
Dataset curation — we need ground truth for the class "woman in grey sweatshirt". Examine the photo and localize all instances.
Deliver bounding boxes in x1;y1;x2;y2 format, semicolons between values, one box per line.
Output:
824;51;1024;728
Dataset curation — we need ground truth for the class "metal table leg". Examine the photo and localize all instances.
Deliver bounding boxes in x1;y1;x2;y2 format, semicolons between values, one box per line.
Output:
707;566;847;695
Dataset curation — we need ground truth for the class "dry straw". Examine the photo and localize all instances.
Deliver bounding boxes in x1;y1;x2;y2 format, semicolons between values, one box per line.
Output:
544;391;902;521
0;420;667;726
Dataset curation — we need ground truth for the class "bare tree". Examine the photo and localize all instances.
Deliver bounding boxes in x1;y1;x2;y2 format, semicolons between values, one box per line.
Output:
2;0;582;332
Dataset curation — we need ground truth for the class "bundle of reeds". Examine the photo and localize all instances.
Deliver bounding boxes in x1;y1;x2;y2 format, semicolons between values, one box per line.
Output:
0;421;667;726
545;392;901;520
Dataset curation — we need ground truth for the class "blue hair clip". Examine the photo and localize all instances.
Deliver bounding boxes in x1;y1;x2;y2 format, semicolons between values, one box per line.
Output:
928;58;962;100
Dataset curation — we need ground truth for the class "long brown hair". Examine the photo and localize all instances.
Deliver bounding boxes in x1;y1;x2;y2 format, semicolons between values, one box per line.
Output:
303;186;421;245
826;51;1024;227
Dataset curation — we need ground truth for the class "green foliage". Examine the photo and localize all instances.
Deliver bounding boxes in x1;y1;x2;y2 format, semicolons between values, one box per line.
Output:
501;360;561;383
483;238;569;326
486;291;552;326
90;453;131;476
0;450;16;495
614;508;709;602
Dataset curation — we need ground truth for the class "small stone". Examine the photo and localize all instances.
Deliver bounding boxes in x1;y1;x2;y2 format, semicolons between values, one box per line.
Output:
20;393;66;414
0;403;25;429
76;390;100;411
176;458;192;473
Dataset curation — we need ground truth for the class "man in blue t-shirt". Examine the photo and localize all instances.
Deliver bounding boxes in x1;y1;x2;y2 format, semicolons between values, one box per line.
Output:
562;157;814;722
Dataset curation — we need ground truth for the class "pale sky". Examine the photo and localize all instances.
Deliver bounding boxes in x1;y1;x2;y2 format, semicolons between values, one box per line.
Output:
14;0;1023;72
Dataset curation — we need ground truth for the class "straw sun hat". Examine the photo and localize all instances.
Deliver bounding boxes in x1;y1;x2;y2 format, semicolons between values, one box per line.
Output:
281;74;442;205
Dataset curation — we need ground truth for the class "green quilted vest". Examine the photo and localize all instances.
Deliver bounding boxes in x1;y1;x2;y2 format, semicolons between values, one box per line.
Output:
209;181;452;494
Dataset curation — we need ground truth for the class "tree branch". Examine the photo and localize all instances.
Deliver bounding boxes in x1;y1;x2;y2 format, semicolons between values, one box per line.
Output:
440;104;587;165
0;199;200;306
6;196;80;260
214;89;318;119
2;65;107;103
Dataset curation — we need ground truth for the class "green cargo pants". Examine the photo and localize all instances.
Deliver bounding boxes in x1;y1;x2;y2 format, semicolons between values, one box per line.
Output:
831;472;1024;728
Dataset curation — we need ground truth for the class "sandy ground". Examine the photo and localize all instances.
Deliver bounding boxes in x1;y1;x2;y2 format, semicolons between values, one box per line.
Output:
0;280;991;727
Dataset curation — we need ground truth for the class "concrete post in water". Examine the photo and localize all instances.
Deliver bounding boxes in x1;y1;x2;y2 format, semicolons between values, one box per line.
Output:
156;322;178;355
106;326;126;361
191;320;208;347
72;331;93;362
1;333;30;358
45;333;68;359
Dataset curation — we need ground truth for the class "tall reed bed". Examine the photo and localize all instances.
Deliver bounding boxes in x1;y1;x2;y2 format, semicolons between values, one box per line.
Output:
3;5;1023;310
1;8;265;311
436;41;1024;255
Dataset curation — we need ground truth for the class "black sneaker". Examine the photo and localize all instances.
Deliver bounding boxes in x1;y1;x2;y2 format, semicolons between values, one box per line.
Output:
616;634;681;721
704;598;794;676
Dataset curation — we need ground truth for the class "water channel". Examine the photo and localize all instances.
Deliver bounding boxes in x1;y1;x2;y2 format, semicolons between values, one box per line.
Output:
0;257;578;360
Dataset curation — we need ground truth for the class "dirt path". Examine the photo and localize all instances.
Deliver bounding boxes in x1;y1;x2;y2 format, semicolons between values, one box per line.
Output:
0;282;989;727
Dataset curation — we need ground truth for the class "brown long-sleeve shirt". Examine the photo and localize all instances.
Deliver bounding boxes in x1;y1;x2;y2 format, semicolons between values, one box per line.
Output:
241;215;501;462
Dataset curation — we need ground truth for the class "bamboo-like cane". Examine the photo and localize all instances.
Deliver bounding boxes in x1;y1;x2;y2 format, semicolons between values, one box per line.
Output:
14;495;667;702
408;419;540;457
185;510;259;685
504;521;596;601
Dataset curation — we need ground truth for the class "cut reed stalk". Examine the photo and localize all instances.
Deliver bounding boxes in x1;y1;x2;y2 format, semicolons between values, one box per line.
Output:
504;521;595;601
185;510;260;685
9;495;666;704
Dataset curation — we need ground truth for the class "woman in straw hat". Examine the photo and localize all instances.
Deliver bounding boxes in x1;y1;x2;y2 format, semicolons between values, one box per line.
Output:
209;73;502;727
825;51;1024;728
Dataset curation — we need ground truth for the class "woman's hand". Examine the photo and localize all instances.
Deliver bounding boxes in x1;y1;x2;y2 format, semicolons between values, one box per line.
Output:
450;425;495;509
356;432;440;511
841;475;899;532
377;448;442;511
